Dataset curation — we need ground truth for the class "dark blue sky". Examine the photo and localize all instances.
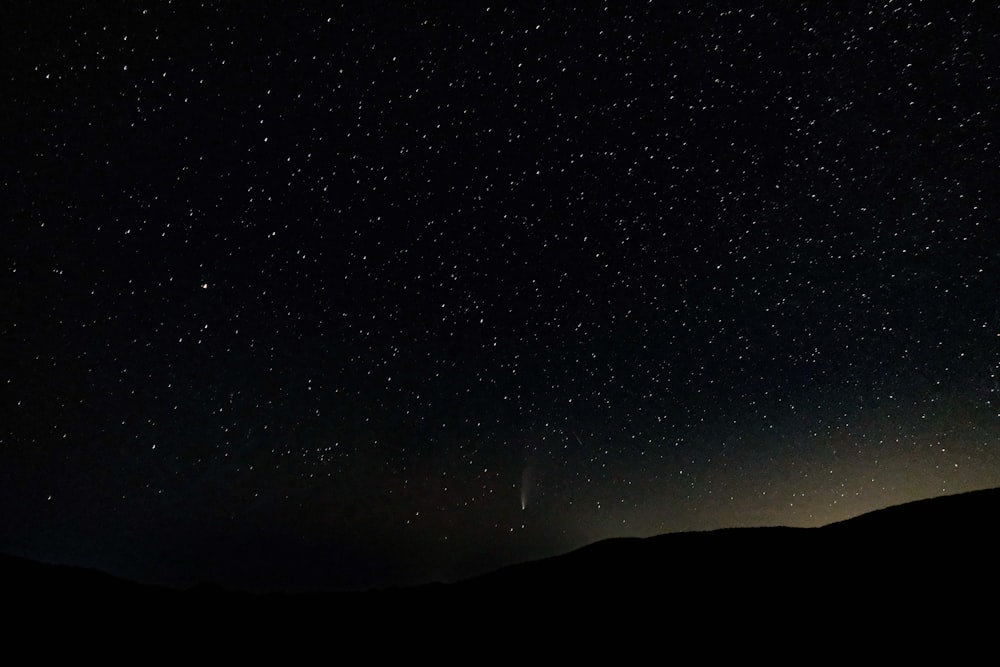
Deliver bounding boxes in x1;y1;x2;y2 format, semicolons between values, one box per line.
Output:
3;1;999;591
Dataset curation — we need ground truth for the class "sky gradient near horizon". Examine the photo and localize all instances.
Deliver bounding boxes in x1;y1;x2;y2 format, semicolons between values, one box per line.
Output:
3;1;999;591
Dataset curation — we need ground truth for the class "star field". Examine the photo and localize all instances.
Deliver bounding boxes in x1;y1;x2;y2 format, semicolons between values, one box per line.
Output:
2;1;999;591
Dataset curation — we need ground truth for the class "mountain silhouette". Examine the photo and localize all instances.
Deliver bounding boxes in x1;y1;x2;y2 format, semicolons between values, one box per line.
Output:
4;487;997;653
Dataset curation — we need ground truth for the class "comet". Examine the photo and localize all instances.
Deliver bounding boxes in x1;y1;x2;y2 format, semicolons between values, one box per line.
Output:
520;464;533;510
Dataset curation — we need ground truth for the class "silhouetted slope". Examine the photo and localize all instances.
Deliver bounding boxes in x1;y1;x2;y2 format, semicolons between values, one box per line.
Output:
823;486;1000;535
3;487;998;650
440;486;1000;628
0;552;176;605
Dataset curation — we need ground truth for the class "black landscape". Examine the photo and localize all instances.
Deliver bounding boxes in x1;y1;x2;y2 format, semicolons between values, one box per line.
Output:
5;487;998;649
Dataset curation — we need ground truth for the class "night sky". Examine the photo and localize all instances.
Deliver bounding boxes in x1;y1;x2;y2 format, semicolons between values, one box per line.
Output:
3;1;999;592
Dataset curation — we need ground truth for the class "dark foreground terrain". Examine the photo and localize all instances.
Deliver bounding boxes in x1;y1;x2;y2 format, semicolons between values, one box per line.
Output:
4;487;997;655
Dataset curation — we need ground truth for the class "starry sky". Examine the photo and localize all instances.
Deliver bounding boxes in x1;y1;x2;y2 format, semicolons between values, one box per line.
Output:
3;1;999;592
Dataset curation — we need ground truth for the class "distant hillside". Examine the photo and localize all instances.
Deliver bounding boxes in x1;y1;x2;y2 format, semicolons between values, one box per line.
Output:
449;487;1000;598
4;487;998;649
822;486;1000;535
